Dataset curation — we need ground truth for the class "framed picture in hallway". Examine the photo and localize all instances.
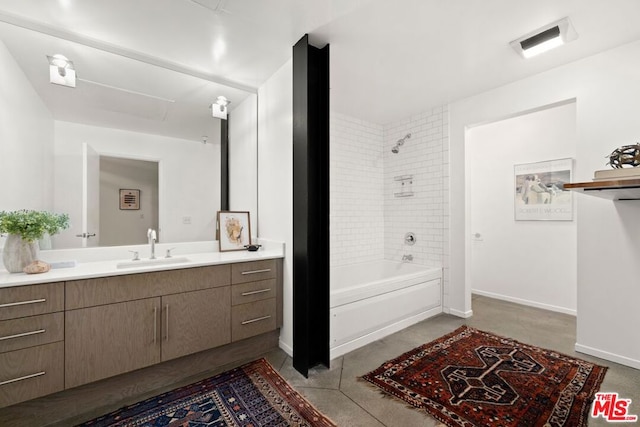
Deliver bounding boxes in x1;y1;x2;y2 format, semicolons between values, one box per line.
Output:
119;189;140;210
514;158;573;221
217;211;251;251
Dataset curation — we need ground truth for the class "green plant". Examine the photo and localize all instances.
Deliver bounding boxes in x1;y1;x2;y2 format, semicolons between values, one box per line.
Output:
0;210;70;242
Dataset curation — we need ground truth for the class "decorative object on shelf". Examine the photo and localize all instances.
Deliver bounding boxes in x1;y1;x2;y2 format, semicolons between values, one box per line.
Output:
607;143;640;169
514;158;573;221
394;174;414;198
0;209;70;273
245;244;262;252
593;167;640;181
23;260;51;274
119;188;140;210
217;210;251;252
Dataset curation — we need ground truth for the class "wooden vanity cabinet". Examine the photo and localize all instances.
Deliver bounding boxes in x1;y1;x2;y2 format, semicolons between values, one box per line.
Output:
0;257;282;407
65;265;231;388
0;283;65;408
230;259;282;342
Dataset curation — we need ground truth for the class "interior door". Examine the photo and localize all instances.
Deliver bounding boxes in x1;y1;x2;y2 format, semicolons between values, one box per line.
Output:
82;143;100;247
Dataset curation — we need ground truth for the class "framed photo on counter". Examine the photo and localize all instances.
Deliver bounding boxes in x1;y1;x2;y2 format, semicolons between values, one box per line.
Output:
217;211;251;251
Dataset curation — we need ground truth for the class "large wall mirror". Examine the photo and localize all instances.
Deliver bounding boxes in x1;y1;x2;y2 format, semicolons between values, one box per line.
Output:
0;19;258;249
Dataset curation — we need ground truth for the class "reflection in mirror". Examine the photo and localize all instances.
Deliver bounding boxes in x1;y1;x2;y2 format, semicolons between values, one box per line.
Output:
0;19;258;250
99;156;159;247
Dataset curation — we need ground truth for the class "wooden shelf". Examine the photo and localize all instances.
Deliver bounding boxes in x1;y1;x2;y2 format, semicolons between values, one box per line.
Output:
563;179;640;200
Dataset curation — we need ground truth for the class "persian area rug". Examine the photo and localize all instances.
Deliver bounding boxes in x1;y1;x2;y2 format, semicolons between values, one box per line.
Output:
78;358;336;427
362;325;607;427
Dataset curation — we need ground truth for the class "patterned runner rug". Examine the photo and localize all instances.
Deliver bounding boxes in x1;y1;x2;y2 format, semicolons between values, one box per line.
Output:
78;358;336;427
362;325;607;427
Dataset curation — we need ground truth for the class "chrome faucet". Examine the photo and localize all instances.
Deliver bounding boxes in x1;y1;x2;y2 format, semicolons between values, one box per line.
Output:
147;228;157;259
402;254;413;262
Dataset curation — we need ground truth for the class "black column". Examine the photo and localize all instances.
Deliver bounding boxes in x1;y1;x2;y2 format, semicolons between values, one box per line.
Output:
292;34;330;377
220;117;229;211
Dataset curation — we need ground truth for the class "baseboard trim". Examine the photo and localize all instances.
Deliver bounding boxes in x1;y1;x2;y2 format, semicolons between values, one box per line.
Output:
446;307;473;318
472;289;576;316
575;343;640;370
279;340;293;357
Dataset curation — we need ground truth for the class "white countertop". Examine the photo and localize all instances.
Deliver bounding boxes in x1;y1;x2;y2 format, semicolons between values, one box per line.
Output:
0;243;284;288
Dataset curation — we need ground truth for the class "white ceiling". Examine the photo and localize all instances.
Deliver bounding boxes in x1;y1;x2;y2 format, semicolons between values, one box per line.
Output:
1;0;640;129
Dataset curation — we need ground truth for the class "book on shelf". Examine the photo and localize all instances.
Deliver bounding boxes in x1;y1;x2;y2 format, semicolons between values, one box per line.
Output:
593;168;640;181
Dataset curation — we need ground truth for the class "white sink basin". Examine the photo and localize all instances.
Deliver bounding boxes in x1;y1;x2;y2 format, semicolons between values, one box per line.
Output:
116;257;191;269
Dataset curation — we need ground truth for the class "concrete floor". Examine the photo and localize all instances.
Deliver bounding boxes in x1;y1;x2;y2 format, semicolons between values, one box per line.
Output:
264;295;640;427
2;295;638;426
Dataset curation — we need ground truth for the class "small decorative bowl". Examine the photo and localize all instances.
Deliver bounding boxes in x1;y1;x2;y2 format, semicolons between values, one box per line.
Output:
244;244;262;252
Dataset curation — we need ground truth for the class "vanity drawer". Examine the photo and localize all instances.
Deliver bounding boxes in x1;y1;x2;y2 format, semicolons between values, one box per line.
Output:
66;265;231;309
0;341;64;408
0;283;64;321
0;312;64;354
231;279;276;305
231;298;277;342
231;260;277;284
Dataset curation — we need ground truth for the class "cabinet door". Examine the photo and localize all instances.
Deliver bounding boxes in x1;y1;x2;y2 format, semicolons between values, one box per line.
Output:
65;298;161;388
161;287;230;362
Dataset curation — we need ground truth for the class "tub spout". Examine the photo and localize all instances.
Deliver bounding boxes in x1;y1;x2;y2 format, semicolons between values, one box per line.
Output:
402;254;413;262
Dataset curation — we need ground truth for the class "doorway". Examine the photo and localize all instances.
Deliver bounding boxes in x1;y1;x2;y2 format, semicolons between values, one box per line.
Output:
98;156;159;246
466;101;577;314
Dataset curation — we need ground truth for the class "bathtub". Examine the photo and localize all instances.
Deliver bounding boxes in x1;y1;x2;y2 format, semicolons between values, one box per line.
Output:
330;260;442;359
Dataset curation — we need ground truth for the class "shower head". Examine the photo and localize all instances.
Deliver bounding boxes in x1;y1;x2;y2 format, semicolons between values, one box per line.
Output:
391;133;411;153
397;133;411;144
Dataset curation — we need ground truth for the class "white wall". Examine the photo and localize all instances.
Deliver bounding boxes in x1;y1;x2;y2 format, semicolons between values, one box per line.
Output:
99;157;159;246
0;40;54;213
450;40;640;369
257;59;293;354
53;121;220;249
467;102;577;314
229;93;258;237
330;112;384;267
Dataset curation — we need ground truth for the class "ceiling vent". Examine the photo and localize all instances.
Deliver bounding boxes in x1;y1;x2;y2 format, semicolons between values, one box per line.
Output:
510;17;578;58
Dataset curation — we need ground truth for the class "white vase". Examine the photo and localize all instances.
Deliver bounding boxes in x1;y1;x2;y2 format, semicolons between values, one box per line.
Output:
39;233;52;250
2;234;39;273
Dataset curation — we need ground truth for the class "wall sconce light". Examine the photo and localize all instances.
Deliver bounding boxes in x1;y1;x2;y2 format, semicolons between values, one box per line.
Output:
47;54;76;87
210;95;230;119
510;17;578;59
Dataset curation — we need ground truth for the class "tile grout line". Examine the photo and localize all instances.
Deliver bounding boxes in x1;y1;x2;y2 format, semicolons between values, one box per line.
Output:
338;388;391;427
337;357;390;426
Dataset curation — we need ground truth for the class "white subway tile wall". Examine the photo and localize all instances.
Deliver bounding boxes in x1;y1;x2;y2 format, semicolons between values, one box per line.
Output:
330;112;385;267
384;106;448;269
330;107;449;278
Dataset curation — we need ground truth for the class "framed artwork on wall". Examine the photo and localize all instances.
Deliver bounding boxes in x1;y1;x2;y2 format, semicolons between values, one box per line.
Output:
217;210;251;251
514;158;573;221
119;189;140;210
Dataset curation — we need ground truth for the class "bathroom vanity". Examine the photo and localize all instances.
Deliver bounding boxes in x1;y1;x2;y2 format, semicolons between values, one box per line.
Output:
0;250;283;408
